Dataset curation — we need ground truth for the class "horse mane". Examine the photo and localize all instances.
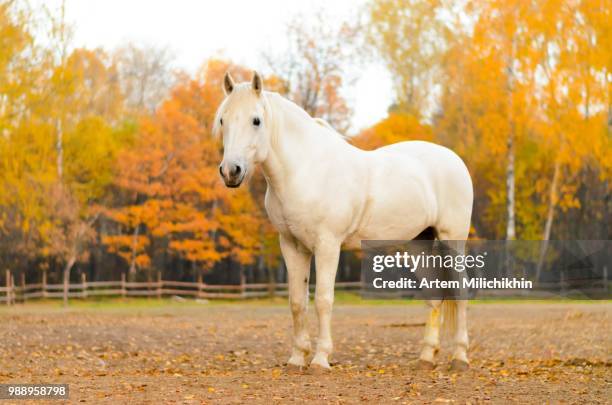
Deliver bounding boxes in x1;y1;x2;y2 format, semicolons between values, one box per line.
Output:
266;92;348;142
313;117;333;130
213;87;348;142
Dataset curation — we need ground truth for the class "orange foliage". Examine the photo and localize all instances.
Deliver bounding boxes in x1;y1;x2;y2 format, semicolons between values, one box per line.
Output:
352;112;433;150
104;60;264;272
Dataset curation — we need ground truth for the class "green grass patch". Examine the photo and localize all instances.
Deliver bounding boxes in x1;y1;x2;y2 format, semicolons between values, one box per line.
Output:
0;291;608;315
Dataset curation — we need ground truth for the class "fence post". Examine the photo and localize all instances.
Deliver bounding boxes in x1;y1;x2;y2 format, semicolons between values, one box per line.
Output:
240;267;246;299
265;257;276;298
81;273;88;298
197;272;203;299
63;268;68;307
10;272;15;306
5;270;10;306
20;272;25;303
560;269;565;295
42;269;48;299
157;271;162;299
121;273;126;298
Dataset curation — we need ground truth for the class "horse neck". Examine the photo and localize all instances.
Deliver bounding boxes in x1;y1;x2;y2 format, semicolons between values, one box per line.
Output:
261;94;344;193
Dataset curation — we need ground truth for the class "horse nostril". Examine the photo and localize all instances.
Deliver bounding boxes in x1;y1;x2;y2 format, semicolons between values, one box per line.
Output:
230;164;241;177
219;165;224;177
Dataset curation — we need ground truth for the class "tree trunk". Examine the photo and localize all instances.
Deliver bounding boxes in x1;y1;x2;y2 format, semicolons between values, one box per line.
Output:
5;270;10;306
608;93;611;133
264;256;276;298
505;34;517;241
505;137;516;240
146;267;152;296
128;224;140;281
56;0;67;179
504;133;516;277
342;251;351;279
239;264;246;298
536;159;561;284
56;119;64;179
62;255;76;307
254;254;262;281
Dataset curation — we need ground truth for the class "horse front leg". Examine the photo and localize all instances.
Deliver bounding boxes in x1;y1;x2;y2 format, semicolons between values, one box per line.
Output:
311;239;341;370
280;234;312;369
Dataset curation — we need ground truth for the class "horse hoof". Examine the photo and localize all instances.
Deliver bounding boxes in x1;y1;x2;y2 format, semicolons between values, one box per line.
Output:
450;359;469;371
416;359;436;370
285;363;306;374
308;364;332;375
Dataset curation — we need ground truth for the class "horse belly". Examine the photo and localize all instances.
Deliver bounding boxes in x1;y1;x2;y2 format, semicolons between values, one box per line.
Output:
363;201;431;239
344;171;435;249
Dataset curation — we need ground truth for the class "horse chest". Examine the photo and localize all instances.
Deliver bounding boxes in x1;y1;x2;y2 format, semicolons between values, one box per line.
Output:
264;189;326;250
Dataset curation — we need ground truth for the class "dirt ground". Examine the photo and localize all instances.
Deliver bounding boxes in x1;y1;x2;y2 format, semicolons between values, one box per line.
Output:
0;300;610;404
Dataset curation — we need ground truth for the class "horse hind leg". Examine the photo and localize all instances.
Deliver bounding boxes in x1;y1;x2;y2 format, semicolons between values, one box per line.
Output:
437;228;470;371
416;226;442;369
418;299;442;369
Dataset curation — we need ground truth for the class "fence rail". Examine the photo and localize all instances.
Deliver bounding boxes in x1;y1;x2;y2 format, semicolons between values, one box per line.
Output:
0;270;361;305
1;269;608;305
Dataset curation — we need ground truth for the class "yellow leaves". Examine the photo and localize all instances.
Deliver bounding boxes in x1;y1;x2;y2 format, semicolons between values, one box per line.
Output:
263;75;289;94
364;0;610;240
169;239;223;264
353;112;433;150
102;234;151;269
0;10;134;264
368;0;445;113
64;116;119;202
52;49;125;123
134;254;151;268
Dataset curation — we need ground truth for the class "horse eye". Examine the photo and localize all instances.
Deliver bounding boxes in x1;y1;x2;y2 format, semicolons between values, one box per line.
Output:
253;117;261;126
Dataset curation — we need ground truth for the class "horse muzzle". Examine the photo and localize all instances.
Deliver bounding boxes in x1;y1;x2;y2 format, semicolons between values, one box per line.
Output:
219;161;246;188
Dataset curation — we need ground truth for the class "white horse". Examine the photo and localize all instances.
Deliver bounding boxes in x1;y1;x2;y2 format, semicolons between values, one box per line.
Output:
214;72;473;371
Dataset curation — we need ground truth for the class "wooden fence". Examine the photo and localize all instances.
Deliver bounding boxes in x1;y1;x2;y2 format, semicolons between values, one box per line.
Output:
0;270;361;305
2;270;608;305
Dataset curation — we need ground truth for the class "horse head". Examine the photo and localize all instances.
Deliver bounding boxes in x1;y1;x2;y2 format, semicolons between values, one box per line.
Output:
214;71;270;188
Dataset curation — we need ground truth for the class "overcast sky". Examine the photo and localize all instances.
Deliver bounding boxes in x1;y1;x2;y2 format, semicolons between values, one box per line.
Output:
50;0;393;133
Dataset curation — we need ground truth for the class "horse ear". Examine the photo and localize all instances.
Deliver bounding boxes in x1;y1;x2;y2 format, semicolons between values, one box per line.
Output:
223;72;234;95
252;71;263;96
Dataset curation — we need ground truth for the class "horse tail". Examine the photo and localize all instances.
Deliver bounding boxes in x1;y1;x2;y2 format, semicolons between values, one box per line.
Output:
441;299;457;336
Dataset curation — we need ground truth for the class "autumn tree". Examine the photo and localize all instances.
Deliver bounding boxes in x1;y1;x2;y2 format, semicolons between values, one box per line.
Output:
48;47;126;303
264;11;357;133
103;60;263;281
0;1;44;269
2;0;609;291
113;43;174;113
367;0;447;118
0;1;129;303
352;109;434;150
365;0;610;243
